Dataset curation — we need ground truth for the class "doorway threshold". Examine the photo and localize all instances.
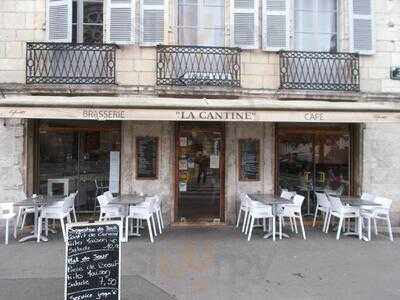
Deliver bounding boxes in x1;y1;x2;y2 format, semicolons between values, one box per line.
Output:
171;219;227;229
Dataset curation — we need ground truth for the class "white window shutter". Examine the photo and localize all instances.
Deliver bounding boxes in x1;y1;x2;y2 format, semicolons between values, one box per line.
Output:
141;0;165;45
231;0;259;49
262;0;289;51
349;0;374;54
106;0;135;44
46;0;72;42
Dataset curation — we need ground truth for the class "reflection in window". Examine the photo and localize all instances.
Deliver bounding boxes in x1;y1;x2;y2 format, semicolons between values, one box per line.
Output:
72;0;104;44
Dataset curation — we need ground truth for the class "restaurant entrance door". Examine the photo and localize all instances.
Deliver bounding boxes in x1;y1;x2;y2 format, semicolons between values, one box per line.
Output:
175;123;225;222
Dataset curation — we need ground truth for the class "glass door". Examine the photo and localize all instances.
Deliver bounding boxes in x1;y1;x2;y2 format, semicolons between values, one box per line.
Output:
176;123;224;222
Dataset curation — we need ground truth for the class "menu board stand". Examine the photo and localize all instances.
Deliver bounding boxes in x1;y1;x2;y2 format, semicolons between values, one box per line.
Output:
239;139;260;181
65;221;122;300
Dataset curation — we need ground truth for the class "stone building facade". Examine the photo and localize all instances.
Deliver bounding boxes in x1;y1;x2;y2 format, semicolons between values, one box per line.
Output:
1;0;400;227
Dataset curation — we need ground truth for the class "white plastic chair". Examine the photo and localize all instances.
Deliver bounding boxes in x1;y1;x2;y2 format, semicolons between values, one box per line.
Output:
125;196;157;243
278;194;306;240
246;196;275;241
153;196;164;234
37;195;75;242
69;191;78;222
97;195;125;221
370;196;394;241
0;203;17;244
277;190;296;232
236;192;249;231
15;192;39;233
325;196;361;240
313;192;331;232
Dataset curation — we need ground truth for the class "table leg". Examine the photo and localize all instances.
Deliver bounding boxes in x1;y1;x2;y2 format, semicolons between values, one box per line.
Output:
19;205;48;242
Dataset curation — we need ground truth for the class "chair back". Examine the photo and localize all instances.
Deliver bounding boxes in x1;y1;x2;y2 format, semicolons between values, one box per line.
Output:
361;192;375;202
63;194;75;211
281;190;294;200
329;196;343;213
104;191;114;201
374;197;392;209
97;195;109;207
239;192;249;207
293;194;305;207
0;202;14;215
315;192;330;208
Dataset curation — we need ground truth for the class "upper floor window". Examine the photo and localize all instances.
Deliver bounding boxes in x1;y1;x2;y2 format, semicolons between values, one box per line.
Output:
294;0;337;52
72;0;104;43
177;0;225;47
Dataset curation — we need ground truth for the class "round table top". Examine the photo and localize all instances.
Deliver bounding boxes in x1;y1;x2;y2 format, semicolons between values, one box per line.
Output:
108;194;147;205
248;194;293;205
14;195;65;207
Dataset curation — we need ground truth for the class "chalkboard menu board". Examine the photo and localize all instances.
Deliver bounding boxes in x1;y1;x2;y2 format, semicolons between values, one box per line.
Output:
136;136;158;179
239;139;260;181
65;221;122;300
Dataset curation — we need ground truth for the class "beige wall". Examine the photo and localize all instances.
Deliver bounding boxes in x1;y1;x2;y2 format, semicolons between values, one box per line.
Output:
0;119;25;202
362;123;400;225
1;0;400;93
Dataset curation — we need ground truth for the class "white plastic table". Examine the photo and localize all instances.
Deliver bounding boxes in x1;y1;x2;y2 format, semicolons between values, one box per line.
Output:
248;194;293;239
108;194;147;241
14;195;63;242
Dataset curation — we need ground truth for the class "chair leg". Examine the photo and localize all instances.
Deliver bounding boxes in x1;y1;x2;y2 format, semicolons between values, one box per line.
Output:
299;216;306;240
5;220;9;245
325;213;332;233
125;217;129;242
336;217;343;240
37;217;42;243
386;216;393;241
146;217;154;243
159;209;164;229
156;212;162;234
21;213;27;231
16;208;23;230
242;211;248;233
279;216;282;240
60;218;66;242
322;212;327;232
247;216;254;241
358;217;362;240
312;208;318;227
272;217;275;241
373;218;378;235
245;212;251;235
236;209;242;227
293;217;298;234
263;218;267;232
151;215;157;237
367;218;371;241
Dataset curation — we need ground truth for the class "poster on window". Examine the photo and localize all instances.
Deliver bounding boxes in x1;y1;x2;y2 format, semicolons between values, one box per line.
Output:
210;155;219;169
109;151;120;193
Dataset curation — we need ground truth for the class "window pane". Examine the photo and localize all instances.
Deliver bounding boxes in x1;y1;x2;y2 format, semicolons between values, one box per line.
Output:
83;25;103;43
177;0;224;46
72;24;77;43
83;2;103;24
318;0;336;11
318;12;336;34
318;33;337;52
295;0;313;10
295;33;314;51
295;11;313;33
72;1;77;23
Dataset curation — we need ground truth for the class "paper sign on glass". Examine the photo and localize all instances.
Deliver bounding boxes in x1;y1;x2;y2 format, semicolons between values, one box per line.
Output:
180;137;187;147
179;159;188;170
210;155;219;169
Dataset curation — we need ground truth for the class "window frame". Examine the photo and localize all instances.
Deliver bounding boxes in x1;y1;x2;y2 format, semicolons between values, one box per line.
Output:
72;0;104;44
176;0;226;47
291;0;339;52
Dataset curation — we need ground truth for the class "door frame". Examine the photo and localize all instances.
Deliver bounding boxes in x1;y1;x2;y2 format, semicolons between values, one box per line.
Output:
174;122;225;223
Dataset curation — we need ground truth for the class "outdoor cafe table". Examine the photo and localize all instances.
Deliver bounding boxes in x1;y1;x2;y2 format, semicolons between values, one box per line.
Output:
248;194;293;239
339;195;382;241
14;195;63;243
108;194;147;241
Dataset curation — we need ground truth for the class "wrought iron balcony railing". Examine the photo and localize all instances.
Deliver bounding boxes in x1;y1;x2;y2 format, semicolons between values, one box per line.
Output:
156;45;241;88
279;50;360;92
26;42;117;84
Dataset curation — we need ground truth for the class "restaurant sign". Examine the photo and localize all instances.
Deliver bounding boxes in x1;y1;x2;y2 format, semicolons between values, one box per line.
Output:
176;111;256;121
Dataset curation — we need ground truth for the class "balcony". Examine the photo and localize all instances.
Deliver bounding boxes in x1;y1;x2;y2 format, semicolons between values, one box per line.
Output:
156;45;241;88
26;42;117;84
279;51;360;92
